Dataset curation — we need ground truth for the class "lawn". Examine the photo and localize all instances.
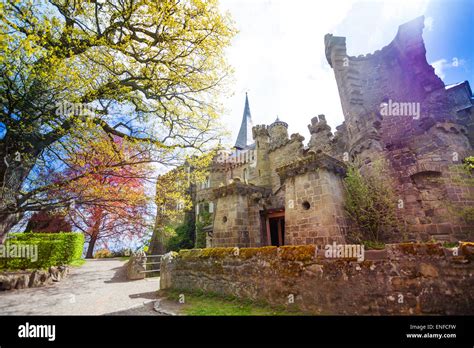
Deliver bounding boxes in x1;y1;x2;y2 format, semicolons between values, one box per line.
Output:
69;259;86;267
162;290;307;316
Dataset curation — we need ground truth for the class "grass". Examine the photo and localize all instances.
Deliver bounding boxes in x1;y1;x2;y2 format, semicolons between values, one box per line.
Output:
69;259;86;267
442;242;459;248
362;240;386;250
163;289;307;316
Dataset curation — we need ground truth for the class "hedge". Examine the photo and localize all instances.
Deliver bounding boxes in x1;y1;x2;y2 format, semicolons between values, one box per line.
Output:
0;232;84;270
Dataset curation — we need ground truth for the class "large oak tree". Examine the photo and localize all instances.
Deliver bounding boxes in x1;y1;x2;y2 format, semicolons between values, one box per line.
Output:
0;0;235;241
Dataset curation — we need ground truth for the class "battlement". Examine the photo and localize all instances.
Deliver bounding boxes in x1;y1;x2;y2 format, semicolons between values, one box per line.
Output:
252;124;269;139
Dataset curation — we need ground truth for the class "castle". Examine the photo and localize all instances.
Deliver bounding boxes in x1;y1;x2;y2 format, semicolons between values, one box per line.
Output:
182;17;473;249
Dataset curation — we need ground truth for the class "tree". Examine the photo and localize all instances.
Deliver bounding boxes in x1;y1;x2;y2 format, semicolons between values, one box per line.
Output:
149;151;215;254
0;0;235;241
24;210;72;233
149;167;192;254
46;134;153;258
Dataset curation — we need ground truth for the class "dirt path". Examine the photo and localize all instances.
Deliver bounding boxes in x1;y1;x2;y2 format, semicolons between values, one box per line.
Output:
0;259;163;315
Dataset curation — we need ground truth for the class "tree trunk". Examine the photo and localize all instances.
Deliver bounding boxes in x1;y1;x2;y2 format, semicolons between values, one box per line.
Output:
0;211;23;244
86;234;98;259
149;225;166;255
0;141;38;241
85;209;103;258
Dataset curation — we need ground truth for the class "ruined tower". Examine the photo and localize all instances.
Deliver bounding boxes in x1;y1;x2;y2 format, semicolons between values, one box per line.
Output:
325;16;473;240
308;114;333;154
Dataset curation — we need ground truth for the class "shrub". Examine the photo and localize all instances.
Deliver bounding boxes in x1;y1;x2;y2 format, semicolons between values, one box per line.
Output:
167;222;195;252
343;160;399;242
463;156;474;171
0;232;84;270
195;211;211;249
94;249;113;258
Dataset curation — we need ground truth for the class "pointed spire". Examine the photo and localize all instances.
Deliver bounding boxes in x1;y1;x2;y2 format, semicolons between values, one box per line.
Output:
234;93;253;149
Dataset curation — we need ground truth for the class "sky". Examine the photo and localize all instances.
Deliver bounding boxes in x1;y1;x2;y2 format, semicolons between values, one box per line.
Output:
217;0;474;146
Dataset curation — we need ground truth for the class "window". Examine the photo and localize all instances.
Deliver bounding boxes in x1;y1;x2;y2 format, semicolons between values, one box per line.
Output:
200;177;210;189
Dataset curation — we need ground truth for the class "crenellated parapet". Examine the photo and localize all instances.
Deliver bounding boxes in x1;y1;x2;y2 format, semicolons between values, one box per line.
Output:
324;16;473;240
252;124;269;139
324;15;471;166
308;114;333;153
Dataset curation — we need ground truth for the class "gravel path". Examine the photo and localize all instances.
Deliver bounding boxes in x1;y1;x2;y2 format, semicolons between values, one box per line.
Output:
0;259;163;315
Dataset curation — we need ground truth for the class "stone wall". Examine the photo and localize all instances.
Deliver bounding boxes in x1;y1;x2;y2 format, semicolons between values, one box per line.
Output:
284;169;347;245
0;266;69;291
325;16;473;239
160;243;474;315
211;182;269;247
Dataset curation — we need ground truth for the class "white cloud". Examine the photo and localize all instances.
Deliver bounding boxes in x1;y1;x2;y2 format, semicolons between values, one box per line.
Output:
430;57;464;80
425;16;434;31
431;58;448;79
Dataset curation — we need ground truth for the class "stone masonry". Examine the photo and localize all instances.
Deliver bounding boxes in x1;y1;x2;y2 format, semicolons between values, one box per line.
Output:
160;243;474;315
187;16;473;248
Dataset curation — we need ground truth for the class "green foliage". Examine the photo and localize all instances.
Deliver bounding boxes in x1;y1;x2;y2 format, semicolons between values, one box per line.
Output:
442;241;459;248
457;207;474;225
463;156;474;171
343;160;399;242
0;232;84;270
195;211;212;248
445;159;474;227
0;0;235;238
163;289;306;316
167;222;195;252
361;240;386;250
69;259;86;267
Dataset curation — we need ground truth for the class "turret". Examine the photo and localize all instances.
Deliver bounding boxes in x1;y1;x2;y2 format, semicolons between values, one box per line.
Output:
268;117;289;148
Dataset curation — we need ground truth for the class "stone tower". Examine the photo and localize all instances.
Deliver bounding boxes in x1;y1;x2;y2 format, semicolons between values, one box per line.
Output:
252;124;272;187
268;117;289;149
325;16;473;240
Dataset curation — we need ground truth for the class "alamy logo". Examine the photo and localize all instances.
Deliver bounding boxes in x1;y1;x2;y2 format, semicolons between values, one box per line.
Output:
0;242;38;262
322;242;365;262
18;322;56;341
215;149;256;164
380;99;420;119
55;101;94;117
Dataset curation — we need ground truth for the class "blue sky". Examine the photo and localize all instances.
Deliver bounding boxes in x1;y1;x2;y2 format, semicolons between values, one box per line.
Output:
218;0;474;145
423;0;473;85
